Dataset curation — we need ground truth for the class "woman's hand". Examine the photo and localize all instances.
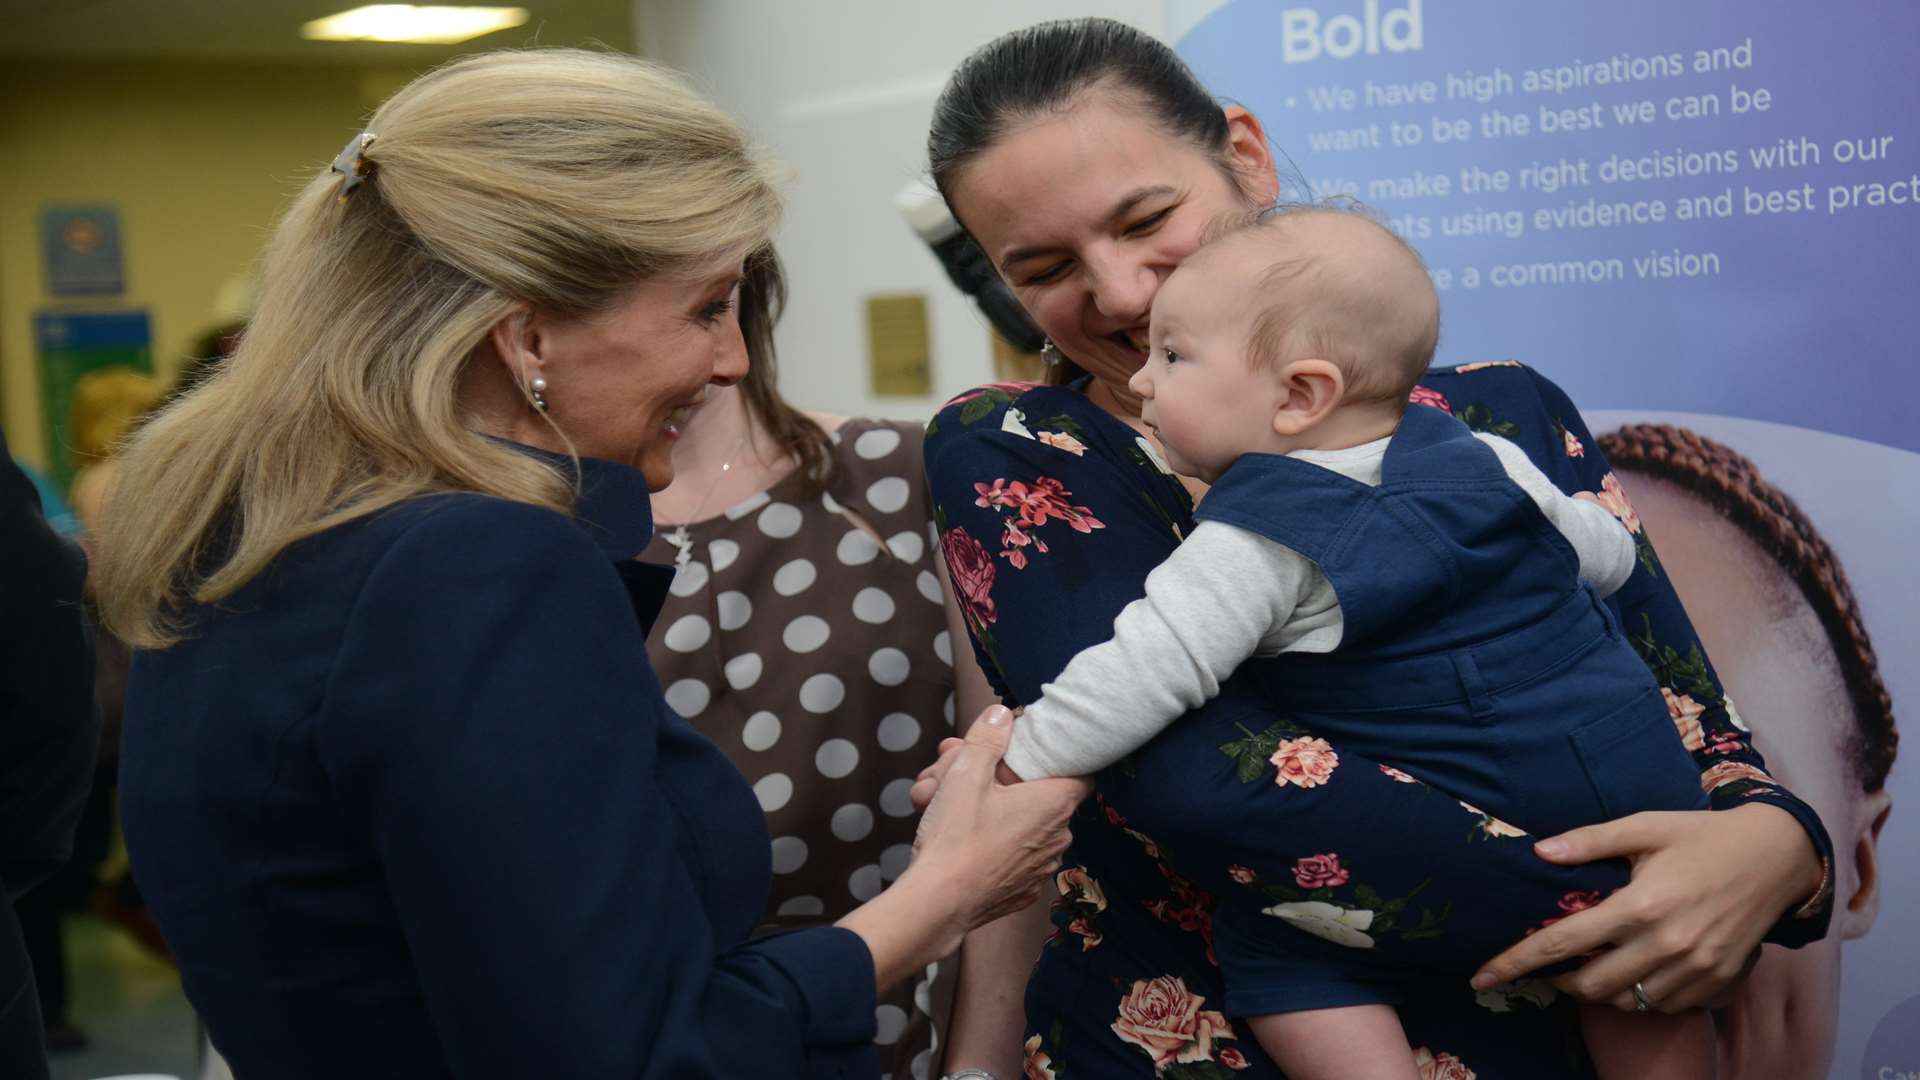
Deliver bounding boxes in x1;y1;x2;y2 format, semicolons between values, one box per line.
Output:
912;707;1089;926
842;706;1087;994
1472;803;1824;1012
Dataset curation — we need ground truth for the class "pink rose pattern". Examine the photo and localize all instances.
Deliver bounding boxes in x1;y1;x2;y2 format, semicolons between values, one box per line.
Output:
1563;428;1585;458
1379;764;1419;784
1037;430;1088;456
1414;1046;1478;1080
1227;864;1258;885
974;476;1106;569
940;526;997;635
1590;472;1643;534
1023;1034;1058;1080
1270;736;1340;790
1408;384;1452;413
1110;976;1239;1073
1663;687;1706;752
1293;853;1351;889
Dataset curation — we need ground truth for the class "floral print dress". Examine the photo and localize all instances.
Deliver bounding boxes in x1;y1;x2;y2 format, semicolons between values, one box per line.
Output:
924;364;1834;1079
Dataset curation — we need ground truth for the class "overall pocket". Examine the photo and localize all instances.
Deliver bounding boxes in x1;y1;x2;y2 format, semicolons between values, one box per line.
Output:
1567;684;1710;821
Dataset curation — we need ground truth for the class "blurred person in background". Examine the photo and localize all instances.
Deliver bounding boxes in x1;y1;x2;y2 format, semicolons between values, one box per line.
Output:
65;369;164;534
1601;423;1897;1079
90;48;1083;1078
642;247;1000;1078
1;424;100;1079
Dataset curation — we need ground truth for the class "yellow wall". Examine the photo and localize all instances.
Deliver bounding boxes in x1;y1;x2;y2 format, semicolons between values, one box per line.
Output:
0;60;416;470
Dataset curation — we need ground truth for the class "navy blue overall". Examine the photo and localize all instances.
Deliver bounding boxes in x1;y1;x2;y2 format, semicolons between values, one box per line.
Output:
1201;405;1709;1012
1201;404;1708;840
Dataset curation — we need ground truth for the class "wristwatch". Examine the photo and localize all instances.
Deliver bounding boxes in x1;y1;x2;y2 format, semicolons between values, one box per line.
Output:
939;1071;998;1080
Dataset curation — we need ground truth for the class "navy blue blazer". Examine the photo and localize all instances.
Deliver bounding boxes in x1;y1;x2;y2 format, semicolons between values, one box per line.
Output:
121;448;876;1078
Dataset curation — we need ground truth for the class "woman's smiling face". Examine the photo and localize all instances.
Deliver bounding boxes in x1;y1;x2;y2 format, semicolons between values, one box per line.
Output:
943;91;1279;404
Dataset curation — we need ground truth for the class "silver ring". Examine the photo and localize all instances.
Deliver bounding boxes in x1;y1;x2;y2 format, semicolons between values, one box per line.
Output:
1632;981;1655;1012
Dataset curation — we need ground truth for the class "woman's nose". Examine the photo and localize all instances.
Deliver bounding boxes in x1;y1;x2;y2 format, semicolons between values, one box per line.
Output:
709;325;748;387
1086;250;1158;325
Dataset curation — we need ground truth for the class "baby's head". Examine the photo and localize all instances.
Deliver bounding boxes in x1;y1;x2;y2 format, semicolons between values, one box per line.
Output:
1132;203;1439;481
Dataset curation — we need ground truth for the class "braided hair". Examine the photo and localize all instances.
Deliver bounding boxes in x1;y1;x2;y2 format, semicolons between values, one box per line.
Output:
1599;424;1896;791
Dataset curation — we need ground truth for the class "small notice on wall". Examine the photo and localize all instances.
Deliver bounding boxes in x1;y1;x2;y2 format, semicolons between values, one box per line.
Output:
40;205;126;297
865;293;931;396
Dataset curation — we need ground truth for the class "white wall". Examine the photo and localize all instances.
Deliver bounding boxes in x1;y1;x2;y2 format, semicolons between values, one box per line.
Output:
635;1;1168;422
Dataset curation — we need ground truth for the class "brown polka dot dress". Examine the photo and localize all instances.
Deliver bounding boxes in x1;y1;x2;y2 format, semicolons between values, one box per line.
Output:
641;418;952;1079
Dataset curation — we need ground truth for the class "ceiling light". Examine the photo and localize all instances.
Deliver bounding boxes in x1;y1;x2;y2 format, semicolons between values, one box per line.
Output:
301;5;530;45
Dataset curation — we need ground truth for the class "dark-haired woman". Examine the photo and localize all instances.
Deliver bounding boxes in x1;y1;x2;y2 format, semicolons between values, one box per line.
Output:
1602;423;1896;1079
644;251;1002;1079
920;19;1836;1078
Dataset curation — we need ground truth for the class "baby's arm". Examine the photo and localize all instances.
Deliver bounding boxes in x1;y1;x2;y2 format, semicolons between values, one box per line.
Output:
1003;522;1310;779
1477;433;1636;597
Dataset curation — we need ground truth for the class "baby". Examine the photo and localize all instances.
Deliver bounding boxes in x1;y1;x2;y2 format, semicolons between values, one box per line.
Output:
1006;206;1714;1080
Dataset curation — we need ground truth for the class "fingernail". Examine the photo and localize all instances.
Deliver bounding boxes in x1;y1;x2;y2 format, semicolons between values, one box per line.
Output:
983;706;1011;726
1470;973;1496;990
1536;838;1568;859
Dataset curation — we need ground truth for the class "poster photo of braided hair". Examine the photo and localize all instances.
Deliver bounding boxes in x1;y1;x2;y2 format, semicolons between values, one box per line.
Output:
1599;422;1897;1080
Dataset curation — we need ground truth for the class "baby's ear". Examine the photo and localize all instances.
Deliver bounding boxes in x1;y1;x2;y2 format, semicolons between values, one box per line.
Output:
1272;358;1343;436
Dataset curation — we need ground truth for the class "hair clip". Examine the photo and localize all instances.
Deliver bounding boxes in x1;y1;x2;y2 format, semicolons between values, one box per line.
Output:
330;131;378;202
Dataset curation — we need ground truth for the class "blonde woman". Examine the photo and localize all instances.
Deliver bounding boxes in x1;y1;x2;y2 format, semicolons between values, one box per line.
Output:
91;50;1084;1079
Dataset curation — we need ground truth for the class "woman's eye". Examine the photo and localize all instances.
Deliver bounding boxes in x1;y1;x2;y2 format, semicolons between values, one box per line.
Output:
695;298;735;326
1126;208;1173;236
1023;261;1072;287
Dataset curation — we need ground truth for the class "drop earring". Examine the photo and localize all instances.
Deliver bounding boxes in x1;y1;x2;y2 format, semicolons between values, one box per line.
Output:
529;377;549;413
1040;339;1062;366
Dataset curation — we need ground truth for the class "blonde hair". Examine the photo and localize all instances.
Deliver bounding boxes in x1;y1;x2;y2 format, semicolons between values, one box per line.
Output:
69;367;164;463
93;49;782;647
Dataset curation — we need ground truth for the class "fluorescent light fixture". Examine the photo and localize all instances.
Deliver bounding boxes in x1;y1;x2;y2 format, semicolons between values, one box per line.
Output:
302;5;530;45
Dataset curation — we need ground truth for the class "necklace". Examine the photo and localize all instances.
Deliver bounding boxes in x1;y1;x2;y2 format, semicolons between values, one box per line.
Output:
662;432;750;570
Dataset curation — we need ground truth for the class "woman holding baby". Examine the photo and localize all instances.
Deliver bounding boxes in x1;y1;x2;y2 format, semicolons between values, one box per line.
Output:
920;18;1833;1080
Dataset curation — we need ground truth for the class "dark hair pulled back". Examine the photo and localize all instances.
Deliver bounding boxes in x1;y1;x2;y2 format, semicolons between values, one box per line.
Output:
928;18;1233;210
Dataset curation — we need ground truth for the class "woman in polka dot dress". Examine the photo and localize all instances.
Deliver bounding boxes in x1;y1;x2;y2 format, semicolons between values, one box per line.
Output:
644;251;997;1080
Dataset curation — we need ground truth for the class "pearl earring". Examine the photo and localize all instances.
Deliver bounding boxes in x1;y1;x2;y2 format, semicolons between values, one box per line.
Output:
1040;340;1062;366
529;377;549;413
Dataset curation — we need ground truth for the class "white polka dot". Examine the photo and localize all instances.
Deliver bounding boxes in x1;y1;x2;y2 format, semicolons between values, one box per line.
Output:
869;647;910;686
911;1048;933;1080
667;560;708;596
880;842;913;880
770;836;808;874
875;1004;909;1045
880;778;916;817
725;491;770;520
708;539;740;572
776;895;824;917
854;427;903;460
877;713;920;752
723;652;763;690
784;615;831;653
867;477;911;514
800;674;846;713
665;679;710;718
816;738;860;779
916;569;943;604
753;772;792;812
820;490;844;514
849;864;884;901
758;502;802;539
852;587;895;624
886;530;925;563
830;803;875;842
914;965;937;1015
772;558;817;596
741;711;780;751
837;529;881;566
716;590;752;631
933;630;952;665
662;613;711;653
944;693;956;727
